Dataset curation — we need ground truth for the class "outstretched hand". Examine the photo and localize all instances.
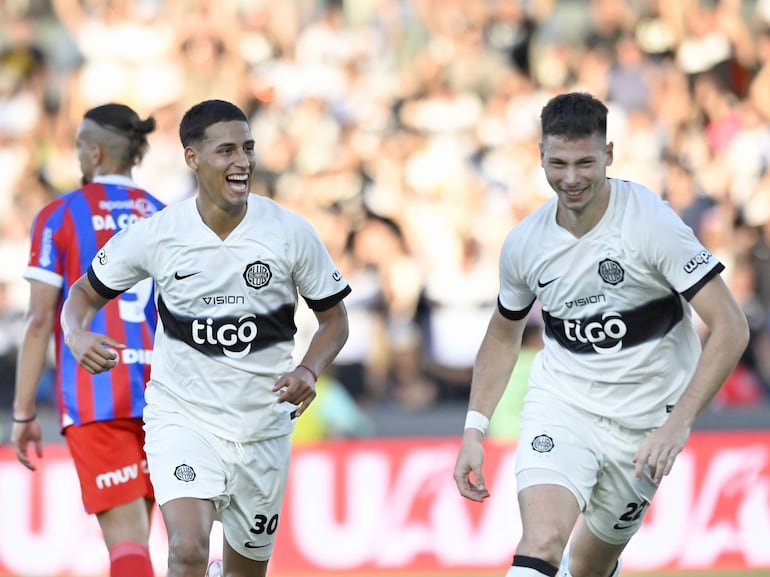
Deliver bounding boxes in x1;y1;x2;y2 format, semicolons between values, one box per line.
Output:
273;368;318;417
65;331;125;374
453;431;490;502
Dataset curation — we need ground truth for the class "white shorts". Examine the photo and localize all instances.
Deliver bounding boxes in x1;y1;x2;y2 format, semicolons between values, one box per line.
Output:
144;420;291;560
515;388;659;545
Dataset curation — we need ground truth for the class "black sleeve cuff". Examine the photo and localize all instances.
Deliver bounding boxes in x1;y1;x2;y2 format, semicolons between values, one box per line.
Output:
497;296;535;320
681;263;725;301
304;285;352;312
87;265;125;300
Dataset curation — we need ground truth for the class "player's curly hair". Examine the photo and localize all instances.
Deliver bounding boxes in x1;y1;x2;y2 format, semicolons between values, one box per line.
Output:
540;92;608;140
179;99;248;147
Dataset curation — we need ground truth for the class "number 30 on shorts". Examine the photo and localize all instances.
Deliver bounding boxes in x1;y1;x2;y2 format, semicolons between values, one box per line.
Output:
249;513;279;535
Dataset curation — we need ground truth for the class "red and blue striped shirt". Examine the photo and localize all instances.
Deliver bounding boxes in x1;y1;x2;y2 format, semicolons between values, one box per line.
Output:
25;175;164;428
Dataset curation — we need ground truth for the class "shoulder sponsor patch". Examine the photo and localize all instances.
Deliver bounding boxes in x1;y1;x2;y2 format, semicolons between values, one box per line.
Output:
683;250;712;273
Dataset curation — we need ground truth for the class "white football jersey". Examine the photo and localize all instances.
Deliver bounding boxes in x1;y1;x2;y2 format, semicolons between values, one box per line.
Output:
88;194;351;441
499;179;722;429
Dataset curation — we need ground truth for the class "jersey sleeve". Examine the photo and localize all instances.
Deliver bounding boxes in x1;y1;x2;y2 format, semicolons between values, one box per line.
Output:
87;218;153;299
290;214;351;311
497;228;536;320
641;198;724;301
24;198;70;288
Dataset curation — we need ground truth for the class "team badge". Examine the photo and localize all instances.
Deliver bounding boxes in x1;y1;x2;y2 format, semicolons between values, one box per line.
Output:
531;434;554;453
174;464;196;482
598;258;624;285
243;260;272;289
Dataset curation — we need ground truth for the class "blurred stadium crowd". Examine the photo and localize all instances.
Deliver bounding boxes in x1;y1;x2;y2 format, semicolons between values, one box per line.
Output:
2;0;770;425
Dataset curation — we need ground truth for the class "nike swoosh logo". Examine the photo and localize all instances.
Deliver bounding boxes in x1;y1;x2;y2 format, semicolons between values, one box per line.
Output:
244;541;270;549
537;277;558;288
174;271;201;280
612;523;633;530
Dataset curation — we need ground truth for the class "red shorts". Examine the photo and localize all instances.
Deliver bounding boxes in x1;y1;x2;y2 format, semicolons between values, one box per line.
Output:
64;418;154;515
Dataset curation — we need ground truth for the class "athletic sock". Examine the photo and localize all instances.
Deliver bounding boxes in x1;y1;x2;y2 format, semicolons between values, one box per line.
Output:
505;554;560;577
109;541;154;577
559;552;622;577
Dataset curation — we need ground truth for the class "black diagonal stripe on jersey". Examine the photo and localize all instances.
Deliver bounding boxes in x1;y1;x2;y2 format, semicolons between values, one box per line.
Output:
157;296;296;357
542;291;683;354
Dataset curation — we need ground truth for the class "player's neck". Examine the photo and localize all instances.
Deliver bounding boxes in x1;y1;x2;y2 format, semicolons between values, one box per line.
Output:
94;162;131;178
556;179;611;238
195;196;247;240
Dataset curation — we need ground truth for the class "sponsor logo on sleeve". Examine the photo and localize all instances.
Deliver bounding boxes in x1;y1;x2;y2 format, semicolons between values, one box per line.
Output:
40;228;54;267
683;250;712;273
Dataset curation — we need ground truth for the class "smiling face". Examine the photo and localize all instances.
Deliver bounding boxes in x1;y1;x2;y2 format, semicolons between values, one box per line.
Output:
185;119;256;215
540;132;613;231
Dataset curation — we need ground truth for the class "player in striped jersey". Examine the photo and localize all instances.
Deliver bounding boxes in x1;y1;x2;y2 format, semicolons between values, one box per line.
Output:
453;93;749;577
12;104;164;577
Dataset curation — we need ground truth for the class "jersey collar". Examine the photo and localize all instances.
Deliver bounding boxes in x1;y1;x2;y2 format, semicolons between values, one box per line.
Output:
92;174;140;187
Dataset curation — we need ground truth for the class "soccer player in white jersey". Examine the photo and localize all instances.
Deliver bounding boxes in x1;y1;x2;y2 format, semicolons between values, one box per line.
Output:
453;92;749;577
61;99;351;577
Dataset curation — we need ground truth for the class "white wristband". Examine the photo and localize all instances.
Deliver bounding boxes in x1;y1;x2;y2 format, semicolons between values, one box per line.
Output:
464;410;489;435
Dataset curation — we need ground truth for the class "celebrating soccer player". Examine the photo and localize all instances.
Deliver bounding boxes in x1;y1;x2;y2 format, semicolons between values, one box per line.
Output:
61;99;351;577
453;92;749;577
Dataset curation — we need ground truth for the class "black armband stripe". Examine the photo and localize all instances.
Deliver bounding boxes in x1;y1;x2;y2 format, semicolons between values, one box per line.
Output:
87;266;124;300
498;296;535;320
681;263;725;301
304;285;352;312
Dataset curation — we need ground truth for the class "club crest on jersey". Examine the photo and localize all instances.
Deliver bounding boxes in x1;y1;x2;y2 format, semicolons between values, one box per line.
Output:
243;260;272;289
174;464;196;482
598;258;624;285
531;434;554;453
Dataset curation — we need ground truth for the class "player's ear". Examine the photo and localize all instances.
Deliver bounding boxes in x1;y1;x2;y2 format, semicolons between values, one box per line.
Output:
184;146;198;170
605;141;614;167
91;142;104;166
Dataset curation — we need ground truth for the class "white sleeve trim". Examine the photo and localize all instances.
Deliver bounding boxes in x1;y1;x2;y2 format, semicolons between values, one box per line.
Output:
23;266;64;288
